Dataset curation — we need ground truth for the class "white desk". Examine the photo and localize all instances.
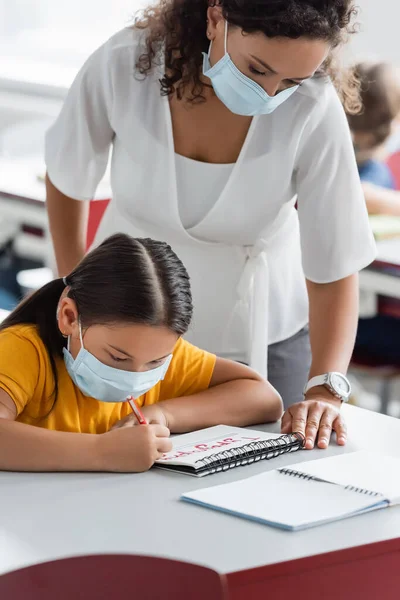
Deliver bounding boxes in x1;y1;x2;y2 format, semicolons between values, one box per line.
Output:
1;404;400;584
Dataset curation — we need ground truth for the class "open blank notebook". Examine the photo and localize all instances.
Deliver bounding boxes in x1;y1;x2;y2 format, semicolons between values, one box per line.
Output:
181;451;400;530
155;425;304;477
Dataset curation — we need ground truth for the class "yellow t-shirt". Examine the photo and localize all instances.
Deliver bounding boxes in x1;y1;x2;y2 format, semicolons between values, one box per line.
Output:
0;324;216;434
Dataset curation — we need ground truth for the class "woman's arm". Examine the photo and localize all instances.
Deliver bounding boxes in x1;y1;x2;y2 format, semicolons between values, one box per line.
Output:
293;83;376;450
46;175;89;276
117;359;283;434
307;274;358;377
0;391;171;472
45;39;116;275
362;182;400;216
281;274;357;449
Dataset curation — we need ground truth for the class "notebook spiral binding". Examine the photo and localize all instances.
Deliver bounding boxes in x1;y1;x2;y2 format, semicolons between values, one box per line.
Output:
279;468;315;481
194;432;305;472
280;468;381;497
344;485;381;497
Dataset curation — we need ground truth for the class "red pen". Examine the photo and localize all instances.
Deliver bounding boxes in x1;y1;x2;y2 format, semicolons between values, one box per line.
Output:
127;396;148;425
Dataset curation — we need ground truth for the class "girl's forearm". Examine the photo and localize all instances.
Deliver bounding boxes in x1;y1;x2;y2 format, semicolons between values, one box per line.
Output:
0;419;101;472
159;379;283;433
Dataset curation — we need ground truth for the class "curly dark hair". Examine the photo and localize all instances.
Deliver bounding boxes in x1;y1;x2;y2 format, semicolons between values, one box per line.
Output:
135;0;360;113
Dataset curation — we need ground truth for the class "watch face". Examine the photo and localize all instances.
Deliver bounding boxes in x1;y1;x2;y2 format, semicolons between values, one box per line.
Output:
331;373;351;396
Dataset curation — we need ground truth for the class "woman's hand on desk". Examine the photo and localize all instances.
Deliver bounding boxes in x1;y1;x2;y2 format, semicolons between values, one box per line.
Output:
281;389;346;450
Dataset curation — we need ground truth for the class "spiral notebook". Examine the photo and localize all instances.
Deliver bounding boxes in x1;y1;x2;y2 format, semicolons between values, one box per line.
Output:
182;451;400;530
155;425;304;477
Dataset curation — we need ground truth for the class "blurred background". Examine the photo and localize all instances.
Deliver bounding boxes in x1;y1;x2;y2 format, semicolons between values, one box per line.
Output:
0;0;399;415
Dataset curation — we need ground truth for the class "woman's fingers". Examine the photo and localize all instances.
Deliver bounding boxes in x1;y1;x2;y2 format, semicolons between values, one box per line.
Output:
303;402;326;449
316;408;338;449
287;402;309;441
281;401;343;450
332;413;347;446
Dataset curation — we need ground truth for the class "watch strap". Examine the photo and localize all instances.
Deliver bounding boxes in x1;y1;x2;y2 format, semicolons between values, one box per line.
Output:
303;372;351;402
303;374;329;395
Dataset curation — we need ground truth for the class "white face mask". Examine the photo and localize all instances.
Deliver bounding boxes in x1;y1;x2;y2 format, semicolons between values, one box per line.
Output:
202;21;299;117
63;322;172;402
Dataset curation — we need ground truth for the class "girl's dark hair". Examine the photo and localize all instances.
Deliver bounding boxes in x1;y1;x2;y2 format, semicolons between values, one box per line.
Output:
0;234;193;404
135;0;361;113
347;62;400;148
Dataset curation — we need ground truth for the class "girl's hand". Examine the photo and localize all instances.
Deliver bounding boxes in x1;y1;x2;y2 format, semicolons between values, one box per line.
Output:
98;424;172;472
111;404;168;430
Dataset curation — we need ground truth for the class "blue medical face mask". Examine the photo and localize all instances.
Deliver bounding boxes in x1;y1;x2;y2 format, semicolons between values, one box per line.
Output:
202;21;299;117
63;322;173;402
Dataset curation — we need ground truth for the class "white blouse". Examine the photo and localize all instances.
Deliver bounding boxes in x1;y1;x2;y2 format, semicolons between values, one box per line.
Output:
45;28;376;378
175;154;234;229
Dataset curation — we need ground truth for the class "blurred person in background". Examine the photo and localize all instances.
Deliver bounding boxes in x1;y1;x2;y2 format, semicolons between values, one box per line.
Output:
347;61;400;366
347;61;400;215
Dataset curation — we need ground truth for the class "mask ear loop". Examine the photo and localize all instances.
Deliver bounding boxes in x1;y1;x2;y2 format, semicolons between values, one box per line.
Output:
208;37;213;59
67;318;84;353
78;318;84;349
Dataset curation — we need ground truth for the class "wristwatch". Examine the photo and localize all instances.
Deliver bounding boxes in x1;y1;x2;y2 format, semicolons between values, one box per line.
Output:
303;372;352;403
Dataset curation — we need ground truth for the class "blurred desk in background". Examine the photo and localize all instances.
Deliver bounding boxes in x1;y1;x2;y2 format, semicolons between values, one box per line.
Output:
0;156;111;266
359;239;400;318
0;157;51;263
